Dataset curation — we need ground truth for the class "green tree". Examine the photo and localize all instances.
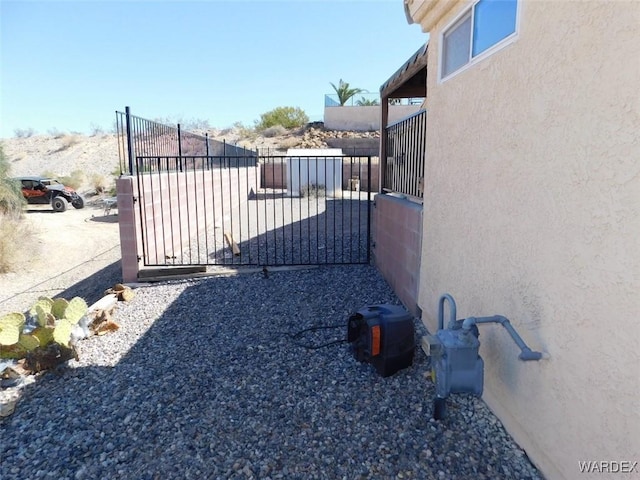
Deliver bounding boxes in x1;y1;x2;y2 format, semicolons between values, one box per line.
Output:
255;107;308;131
330;79;364;106
0;144;25;218
356;97;380;106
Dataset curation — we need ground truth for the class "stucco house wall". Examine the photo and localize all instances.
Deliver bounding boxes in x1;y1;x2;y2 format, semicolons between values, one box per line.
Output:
408;1;640;479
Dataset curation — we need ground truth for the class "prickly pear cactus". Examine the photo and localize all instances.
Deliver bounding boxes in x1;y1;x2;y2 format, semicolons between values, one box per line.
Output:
0;313;24;346
0;312;26;330
0;295;90;365
0;324;20;346
18;333;40;351
64;297;88;325
53;320;73;347
35;305;55;327
52;298;69;319
30;298;53;317
31;326;54;346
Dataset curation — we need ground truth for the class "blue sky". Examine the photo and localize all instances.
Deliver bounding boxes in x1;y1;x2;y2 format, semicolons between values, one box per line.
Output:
0;0;428;138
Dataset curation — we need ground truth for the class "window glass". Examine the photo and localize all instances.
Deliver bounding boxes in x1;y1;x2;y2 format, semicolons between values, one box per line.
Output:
442;13;472;77
472;0;518;57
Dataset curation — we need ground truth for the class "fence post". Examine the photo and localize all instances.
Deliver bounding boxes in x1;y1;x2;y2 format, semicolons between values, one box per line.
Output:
205;132;210;169
177;123;183;172
125;106;134;174
380;97;389;193
367;155;372;264
223;139;227;168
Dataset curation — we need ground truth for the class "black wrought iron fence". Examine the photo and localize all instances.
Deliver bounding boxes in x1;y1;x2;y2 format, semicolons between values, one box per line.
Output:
383;109;426;199
134;153;372;267
136;155;258;174
116;106;256;174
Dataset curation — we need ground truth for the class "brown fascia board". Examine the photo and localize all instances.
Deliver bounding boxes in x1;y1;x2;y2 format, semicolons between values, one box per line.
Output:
380;44;429;99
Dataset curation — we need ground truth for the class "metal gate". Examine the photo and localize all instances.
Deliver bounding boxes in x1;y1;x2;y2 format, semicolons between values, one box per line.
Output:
116;108;373;268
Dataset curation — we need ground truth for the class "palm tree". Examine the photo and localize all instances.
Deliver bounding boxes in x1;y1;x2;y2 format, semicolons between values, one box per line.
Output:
356;97;380;106
330;79;364;106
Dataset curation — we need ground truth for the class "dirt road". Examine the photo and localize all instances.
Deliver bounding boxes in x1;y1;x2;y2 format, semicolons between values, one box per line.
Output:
0;202;122;314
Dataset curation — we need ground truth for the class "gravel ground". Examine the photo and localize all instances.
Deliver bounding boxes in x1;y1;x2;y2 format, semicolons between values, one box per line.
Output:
0;265;542;480
212;193;370;267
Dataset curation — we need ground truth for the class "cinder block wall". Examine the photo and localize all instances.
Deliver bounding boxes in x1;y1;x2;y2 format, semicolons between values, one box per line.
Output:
260;162;287;189
260;160;380;192
373;193;422;316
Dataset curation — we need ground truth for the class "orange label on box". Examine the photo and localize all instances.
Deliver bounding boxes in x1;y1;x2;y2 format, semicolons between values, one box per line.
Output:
371;325;381;356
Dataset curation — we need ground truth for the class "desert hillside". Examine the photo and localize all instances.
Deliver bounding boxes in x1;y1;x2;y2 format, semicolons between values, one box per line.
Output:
0;125;379;187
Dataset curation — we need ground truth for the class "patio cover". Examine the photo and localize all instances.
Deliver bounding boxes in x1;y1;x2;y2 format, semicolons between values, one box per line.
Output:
380;43;428;99
378;43;428;193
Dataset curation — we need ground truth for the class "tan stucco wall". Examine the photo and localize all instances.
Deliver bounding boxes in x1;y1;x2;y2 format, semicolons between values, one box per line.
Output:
414;1;640;479
324;105;422;131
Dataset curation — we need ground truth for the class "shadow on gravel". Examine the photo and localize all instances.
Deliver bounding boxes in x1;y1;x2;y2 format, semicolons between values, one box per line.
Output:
55;259;122;305
209;197;370;266
25;208;57;214
1;266;542;480
87;214;119;224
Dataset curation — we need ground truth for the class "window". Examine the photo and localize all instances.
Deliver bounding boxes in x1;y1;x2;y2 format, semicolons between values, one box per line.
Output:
441;0;518;80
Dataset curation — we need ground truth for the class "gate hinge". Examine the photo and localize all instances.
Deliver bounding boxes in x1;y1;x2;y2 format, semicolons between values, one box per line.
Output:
133;197;138;203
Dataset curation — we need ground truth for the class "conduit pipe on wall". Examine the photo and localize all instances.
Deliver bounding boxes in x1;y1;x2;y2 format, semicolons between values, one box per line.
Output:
461;316;543;361
436;293;545;361
437;293;456;331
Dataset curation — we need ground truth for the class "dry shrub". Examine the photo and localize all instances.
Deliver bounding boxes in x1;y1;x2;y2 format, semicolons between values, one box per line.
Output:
48;128;65;139
58;170;86;190
14;128;35;138
262;125;287;138
89;123;104;136
0;217;38;274
91;173;111;194
233;122;258;142
0;145;26;217
0;181;25;218
56;135;79;152
278;137;301;150
300;183;326;198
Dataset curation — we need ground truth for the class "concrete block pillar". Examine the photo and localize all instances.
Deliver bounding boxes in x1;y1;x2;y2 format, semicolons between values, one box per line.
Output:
116;176;141;283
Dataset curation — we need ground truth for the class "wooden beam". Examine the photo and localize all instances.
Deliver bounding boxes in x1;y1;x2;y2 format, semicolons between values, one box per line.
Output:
224;232;241;256
137;265;319;283
138;266;207;278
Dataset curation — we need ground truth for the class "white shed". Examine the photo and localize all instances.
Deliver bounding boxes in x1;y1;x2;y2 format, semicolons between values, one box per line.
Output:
285;148;344;197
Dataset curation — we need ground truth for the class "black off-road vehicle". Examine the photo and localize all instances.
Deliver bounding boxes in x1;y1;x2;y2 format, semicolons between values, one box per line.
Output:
16;176;85;212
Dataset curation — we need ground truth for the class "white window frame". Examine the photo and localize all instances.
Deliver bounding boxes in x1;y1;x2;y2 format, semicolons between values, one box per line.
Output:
438;0;521;83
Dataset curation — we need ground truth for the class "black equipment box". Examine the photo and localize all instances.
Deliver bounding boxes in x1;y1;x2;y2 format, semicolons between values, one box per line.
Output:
347;304;415;377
